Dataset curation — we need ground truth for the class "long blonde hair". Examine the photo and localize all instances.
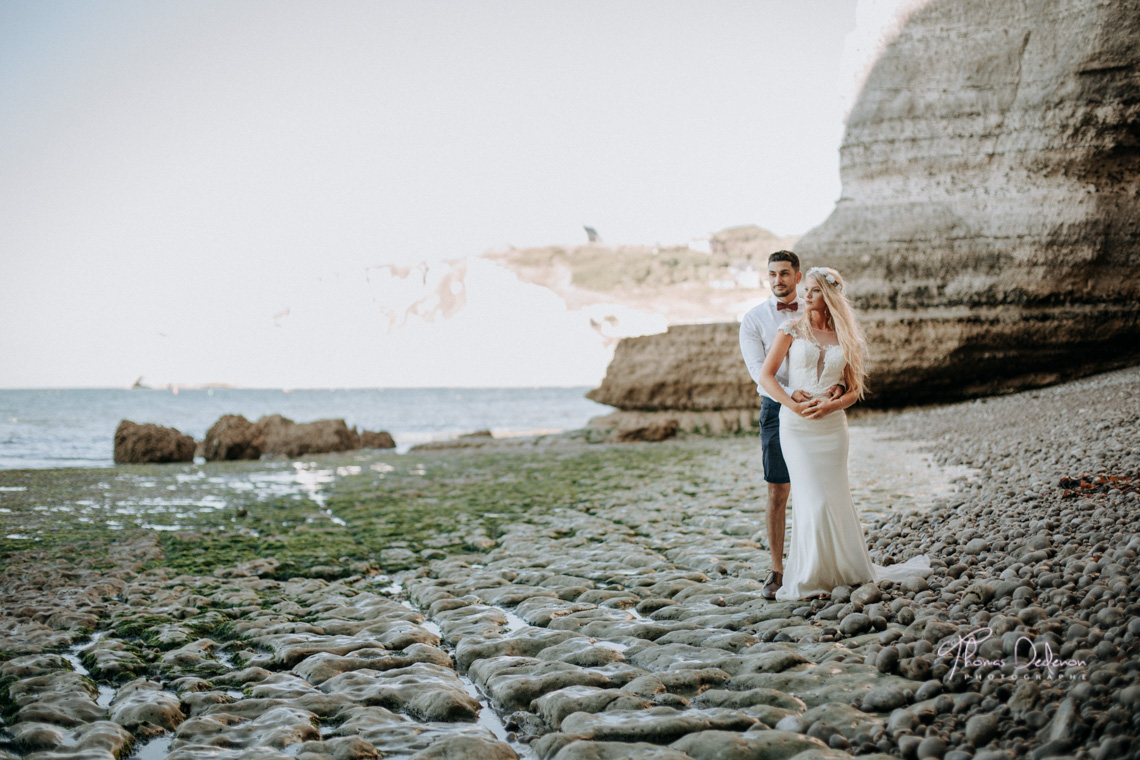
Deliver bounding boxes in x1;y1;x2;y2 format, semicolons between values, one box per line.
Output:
802;267;868;399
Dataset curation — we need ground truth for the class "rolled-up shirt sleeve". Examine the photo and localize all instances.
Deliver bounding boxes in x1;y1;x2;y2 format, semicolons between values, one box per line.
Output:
739;309;793;398
739;316;767;386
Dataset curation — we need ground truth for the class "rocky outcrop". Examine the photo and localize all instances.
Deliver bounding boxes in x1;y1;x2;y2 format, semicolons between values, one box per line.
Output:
589;410;760;436
202;415;261;461
360;430;397;449
254;415;361;458
113;420;195;464
793;0;1140;399
610;419;679;443
586;324;758;411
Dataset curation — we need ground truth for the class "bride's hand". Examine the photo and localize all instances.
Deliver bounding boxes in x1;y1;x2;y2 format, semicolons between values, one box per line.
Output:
796;397;824;418
803;398;834;419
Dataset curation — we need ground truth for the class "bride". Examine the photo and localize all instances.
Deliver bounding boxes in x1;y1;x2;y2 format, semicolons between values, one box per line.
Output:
759;266;931;601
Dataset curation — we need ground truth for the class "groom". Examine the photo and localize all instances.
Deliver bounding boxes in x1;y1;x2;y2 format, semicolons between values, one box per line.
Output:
739;251;842;599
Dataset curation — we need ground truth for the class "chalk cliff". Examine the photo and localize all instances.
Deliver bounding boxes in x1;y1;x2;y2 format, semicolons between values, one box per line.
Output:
591;0;1140;411
795;0;1140;399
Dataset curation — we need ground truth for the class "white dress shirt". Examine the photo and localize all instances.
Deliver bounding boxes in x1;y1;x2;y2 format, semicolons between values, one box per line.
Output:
739;295;803;400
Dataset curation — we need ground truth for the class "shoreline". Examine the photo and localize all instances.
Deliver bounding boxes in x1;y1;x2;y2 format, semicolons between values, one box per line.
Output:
0;366;1137;760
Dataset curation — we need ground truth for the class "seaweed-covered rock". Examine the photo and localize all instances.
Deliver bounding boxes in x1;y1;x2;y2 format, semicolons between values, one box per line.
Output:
202;414;261;461
113;420;195;464
254;415;361;457
360;430;396;449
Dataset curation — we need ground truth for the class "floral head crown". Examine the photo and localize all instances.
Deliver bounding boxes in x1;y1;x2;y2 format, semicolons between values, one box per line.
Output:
807;267;841;291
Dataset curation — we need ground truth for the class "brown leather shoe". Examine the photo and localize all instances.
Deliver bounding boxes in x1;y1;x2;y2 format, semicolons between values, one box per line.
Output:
761;570;783;600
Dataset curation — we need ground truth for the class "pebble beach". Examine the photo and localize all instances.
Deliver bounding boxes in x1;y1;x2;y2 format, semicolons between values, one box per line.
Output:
1;366;1137;760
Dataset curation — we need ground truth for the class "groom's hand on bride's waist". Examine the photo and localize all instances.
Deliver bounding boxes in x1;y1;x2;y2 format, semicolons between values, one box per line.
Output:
791;390;811;403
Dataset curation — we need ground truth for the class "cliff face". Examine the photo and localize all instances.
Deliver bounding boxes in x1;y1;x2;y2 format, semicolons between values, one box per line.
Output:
585;323;758;411
795;0;1140;397
591;0;1140;411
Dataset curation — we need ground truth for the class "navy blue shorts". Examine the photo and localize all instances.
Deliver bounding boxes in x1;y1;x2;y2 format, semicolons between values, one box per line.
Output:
760;396;790;484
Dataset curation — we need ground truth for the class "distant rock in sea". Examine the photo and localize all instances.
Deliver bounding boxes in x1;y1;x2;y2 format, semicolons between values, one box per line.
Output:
113;420;195;464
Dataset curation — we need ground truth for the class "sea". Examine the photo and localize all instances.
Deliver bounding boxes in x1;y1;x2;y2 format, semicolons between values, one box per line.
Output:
0;387;614;470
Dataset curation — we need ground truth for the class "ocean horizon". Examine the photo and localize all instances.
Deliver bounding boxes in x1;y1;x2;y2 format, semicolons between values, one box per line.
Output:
0;387;614;470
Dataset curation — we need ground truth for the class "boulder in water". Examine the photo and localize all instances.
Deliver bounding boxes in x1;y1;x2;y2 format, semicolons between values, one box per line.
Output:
202;414;261;461
360;430;396;449
113;420;195;464
254;415;361;457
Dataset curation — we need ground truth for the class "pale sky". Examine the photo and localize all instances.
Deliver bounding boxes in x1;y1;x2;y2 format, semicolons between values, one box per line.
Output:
1;1;861;389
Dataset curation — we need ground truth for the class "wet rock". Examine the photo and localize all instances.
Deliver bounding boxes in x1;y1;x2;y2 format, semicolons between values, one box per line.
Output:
851;585;882;606
534;686;654;730
0;653;70;679
624;670;729;698
292;736;382;759
320;662;481;722
9;671;107;727
171;704;320;753
83;638;147;679
469;657;615;713
552;739;692;760
962;582;995;606
113;420;195;464
734;648;811;674
1036;697;1083;747
800;702;883;740
861;685;907;713
670;729;831;760
966;713;999;747
875;646;900;674
901;576;928;594
333;706;501;758
294;644;452;685
157;639;228;677
963;538;989;556
109;678;185;732
455;629;580;670
920;620;958;646
408;733;518;759
692;687;805;712
559;707;756;744
7;720;133;757
839;613;872;636
917;735;948;759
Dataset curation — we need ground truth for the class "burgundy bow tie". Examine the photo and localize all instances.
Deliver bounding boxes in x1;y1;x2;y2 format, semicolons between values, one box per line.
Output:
777;301;798;312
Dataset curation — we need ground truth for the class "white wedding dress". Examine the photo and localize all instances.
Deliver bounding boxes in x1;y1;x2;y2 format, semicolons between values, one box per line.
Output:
774;320;932;601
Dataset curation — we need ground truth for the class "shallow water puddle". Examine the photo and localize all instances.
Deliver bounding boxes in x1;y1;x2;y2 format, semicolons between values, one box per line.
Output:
63;632;117;706
501;608;529;632
386;578;536;759
459;673;537;760
129;735;172;760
